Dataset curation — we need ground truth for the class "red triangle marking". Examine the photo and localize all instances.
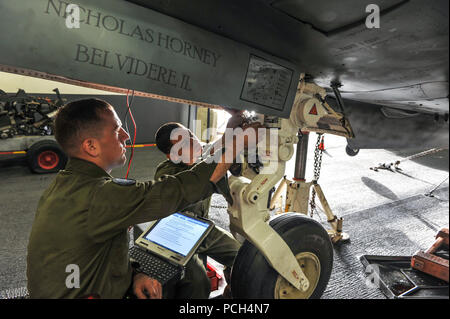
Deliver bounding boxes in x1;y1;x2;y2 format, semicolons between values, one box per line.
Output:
309;104;318;115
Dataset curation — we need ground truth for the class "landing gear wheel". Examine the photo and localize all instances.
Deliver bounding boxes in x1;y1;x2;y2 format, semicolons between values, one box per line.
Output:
27;140;67;174
230;213;333;299
345;145;360;156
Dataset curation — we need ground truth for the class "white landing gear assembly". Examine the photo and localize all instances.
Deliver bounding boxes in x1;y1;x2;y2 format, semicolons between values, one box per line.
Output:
229;78;354;299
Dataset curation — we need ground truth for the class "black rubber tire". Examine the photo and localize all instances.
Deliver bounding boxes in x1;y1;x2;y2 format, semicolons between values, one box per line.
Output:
27;140;67;174
230;213;333;299
345;145;360;156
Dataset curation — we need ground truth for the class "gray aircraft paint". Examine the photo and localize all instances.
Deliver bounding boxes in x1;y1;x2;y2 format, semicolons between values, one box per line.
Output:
0;0;300;118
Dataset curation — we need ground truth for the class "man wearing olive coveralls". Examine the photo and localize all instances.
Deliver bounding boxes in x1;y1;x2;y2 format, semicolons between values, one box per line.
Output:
154;122;242;298
26;98;254;299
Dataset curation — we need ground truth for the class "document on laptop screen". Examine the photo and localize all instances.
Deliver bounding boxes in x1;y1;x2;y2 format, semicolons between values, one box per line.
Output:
144;213;210;256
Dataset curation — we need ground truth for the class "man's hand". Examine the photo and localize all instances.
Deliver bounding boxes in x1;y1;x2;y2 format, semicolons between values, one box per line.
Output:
236;122;266;151
209;122;266;184
225;109;246;129
133;273;162;299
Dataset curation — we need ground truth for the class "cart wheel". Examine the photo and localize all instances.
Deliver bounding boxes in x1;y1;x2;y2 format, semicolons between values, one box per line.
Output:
27;140;67;174
230;213;333;299
345;145;360;156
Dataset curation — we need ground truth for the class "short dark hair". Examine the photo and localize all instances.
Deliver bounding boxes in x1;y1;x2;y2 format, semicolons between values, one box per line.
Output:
155;122;184;154
54;98;112;155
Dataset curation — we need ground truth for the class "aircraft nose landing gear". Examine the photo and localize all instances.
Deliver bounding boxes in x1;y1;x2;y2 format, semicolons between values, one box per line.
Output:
231;213;333;299
228;78;352;299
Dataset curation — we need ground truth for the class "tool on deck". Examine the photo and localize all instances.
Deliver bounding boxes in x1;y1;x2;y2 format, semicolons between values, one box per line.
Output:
411;228;449;283
370;148;446;172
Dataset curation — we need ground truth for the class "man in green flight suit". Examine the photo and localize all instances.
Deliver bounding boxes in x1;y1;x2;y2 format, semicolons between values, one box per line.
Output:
154;121;242;299
26;98;259;299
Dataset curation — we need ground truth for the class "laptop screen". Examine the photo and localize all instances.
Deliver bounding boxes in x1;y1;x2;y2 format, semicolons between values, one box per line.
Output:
144;213;211;257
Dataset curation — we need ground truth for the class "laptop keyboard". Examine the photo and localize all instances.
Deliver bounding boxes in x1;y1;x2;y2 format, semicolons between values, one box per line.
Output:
129;246;181;285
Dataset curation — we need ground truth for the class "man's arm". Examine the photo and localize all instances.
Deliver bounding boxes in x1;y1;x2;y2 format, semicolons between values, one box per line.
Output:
87;122;264;242
209;159;233;184
87;160;219;242
203;109;246;158
209;121;264;183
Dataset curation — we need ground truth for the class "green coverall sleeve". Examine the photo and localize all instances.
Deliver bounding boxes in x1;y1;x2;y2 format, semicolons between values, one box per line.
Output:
86;161;218;242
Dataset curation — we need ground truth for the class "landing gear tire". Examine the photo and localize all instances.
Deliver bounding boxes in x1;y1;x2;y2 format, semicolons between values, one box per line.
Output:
345;145;360;156
27;140;67;174
230;213;333;299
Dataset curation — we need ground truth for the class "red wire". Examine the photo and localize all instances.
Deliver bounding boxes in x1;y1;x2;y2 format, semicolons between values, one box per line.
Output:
125;89;137;179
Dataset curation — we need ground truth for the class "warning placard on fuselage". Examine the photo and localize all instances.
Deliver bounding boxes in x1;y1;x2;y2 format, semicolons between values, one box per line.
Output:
241;55;294;111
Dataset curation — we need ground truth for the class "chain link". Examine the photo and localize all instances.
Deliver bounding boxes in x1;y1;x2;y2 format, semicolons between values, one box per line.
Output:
309;134;324;217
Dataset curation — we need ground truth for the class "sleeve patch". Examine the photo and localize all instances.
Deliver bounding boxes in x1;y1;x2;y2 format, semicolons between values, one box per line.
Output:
112;178;136;186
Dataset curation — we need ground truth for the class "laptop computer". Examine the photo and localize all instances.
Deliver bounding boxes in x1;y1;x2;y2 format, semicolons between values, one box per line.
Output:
129;212;214;288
